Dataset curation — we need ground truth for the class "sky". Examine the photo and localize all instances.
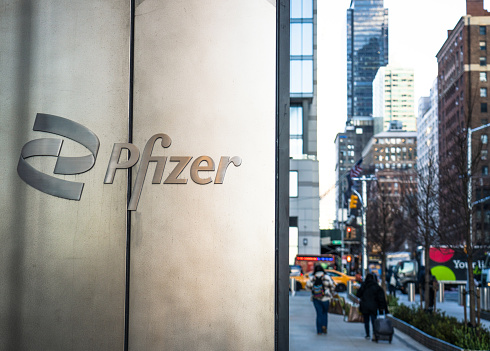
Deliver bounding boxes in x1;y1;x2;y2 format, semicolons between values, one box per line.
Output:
316;0;473;229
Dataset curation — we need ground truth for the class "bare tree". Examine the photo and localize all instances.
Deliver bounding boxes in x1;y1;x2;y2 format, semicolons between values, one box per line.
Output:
367;172;407;292
400;153;439;310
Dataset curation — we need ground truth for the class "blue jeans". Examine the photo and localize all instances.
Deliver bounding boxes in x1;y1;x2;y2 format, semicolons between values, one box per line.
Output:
363;313;377;337
312;299;330;334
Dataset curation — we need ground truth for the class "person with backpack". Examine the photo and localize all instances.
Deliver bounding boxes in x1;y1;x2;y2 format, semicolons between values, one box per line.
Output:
306;265;336;335
356;273;388;340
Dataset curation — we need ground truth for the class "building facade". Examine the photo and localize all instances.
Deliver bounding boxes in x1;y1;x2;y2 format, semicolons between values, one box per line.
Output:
334;117;373;232
373;66;416;133
437;0;490;244
290;0;320;257
362;130;417;173
417;79;439;177
347;0;389;120
362;129;418;255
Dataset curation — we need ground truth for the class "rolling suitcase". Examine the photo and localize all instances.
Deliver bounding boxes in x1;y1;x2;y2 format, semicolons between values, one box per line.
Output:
373;311;394;343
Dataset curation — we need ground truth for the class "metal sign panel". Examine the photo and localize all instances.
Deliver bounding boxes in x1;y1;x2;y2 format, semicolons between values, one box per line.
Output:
1;0;281;350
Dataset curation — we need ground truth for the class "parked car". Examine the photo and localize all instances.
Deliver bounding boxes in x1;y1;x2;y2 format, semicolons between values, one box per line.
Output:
289;265;308;290
324;269;356;292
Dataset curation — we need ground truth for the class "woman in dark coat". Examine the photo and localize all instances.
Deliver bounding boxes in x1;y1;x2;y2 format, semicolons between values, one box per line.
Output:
356;273;387;340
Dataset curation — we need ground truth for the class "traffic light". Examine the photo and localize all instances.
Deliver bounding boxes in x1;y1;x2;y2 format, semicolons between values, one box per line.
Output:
349;194;358;209
346;226;356;239
346;255;352;263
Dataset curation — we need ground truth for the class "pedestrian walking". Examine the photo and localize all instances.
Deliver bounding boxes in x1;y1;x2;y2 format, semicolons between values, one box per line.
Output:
356;273;388;340
387;267;398;297
306;265;336;335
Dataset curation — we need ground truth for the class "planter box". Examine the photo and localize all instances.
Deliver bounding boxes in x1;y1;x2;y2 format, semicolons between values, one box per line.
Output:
388;315;462;351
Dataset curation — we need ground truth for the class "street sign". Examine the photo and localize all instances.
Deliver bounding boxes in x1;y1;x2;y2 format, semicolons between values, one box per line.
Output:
332;240;342;245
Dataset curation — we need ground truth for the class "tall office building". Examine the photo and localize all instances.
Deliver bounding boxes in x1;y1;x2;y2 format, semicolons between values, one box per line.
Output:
290;0;320;258
347;0;389;120
373;66;416;134
334;0;388;236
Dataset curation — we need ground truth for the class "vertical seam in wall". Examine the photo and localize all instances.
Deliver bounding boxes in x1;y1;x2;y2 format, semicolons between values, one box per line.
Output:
125;0;136;350
276;0;290;350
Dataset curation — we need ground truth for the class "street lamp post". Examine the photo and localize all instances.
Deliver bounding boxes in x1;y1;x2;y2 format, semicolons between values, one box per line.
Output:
467;122;490;289
352;175;376;277
466;123;490;325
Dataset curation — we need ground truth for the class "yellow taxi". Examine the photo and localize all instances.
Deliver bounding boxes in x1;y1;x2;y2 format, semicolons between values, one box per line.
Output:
289;265;309;290
324;269;356;292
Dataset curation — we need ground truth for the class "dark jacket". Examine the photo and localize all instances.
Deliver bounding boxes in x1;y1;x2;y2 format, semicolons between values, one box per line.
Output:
356;274;387;315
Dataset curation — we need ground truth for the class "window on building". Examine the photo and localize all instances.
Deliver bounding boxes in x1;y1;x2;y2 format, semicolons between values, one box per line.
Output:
481;72;488;82
482;103;488;113
481;88;488;97
482;150;488;160
481;41;487;51
482;134;489;144
483;166;489;176
289;226;298;260
291;0;313;19
290;23;313;56
290;171;298;197
290;59;313;95
290;105;303;158
480;57;487;66
481;26;487;35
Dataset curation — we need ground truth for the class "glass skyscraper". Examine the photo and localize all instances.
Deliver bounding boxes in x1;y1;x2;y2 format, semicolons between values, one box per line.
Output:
347;0;388;120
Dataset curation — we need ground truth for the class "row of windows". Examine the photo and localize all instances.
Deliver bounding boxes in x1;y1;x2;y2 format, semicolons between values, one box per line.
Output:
375;147;413;153
375;138;415;144
377;154;414;161
375;163;414;170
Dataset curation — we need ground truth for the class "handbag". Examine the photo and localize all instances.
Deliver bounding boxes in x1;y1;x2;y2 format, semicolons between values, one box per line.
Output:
390;275;396;286
329;297;344;315
347;304;364;323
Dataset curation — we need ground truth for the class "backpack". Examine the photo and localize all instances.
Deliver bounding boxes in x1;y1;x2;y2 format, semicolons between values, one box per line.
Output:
311;276;325;299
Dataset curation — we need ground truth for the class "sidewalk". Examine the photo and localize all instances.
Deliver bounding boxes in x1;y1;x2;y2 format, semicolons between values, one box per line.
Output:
289;291;432;351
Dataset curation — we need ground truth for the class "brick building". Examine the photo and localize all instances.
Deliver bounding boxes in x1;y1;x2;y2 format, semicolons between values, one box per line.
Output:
437;0;490;241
